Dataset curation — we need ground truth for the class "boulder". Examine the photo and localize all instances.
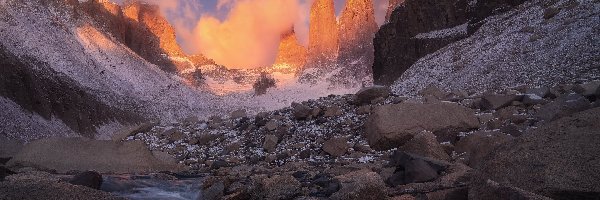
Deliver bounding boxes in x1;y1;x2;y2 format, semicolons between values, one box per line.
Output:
479;107;600;198
0;166;15;181
111;122;155;141
257;175;301;199
573;81;600;99
263;135;279;153
535;93;591;122
522;94;548;105
386;151;450;186
265;120;278;131
481;94;523;110
322;138;349;157
364;102;478;150
7;138;179;173
230;109;247;119
354;86;391;105
0;136;22;162
425;187;469;200
419;85;449;100
399;131;450;161
69;171;103;190
292;103;312;120
455;131;513;168
526;87;552;98
330;169;387;200
323;106;343;117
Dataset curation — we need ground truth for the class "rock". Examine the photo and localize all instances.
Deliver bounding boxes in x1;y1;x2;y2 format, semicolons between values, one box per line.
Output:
210;160;228;170
258;175;301;199
0;136;22;162
335;0;379;81
265;120;278;131
526;87;551;98
254;112;269;126
535;93;591;122
263;135;279;153
354;86;391;105
273;28;307;69
306;0;339;68
230;109;247;119
481;94;523;110
69;171;103;190
292;103;312;120
111;122;155;141
7;138;179;173
419;85;449;100
522;94;548;105
499;124;522;137
364;102;479;150
330;169;387;200
573;81;600;100
0;171;123;200
311;173;341;197
322;138;349;157
479;107;600;198
386;151;450;186
323;106;343;117
373;0;469;85
191;133;220;146
454;131;513;168
469;179;552;200
399;131;450;161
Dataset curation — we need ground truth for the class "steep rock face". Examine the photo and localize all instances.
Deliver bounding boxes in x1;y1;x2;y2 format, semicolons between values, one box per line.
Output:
122;2;185;72
373;0;469;85
335;0;378;84
306;0;339;69
274;28;307;69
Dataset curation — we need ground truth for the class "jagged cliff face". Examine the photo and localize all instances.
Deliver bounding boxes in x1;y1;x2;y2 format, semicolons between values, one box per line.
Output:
306;0;339;69
336;0;378;84
274;29;307;70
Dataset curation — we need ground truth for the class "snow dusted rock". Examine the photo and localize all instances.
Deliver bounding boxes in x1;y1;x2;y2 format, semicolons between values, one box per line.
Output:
331;169;387;200
573;81;600;99
364;102;479;150
522;94;547;105
526;87;552;99
292;103;312;120
392;0;600;95
399;131;451;161
353;86;391;105
230;109;247;119
263;135;279;153
255;175;302;199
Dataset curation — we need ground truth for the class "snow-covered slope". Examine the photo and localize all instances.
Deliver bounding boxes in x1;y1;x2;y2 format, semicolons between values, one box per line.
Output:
392;0;600;95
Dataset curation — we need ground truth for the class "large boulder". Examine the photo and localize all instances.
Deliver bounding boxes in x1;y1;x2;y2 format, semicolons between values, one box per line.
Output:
331;169;387;200
479;107;600;199
7;138;180;173
399;131;450;161
469;179;552;200
353;86;391;105
69;171;103;190
385;151;450;186
0;136;22;162
364;102;478;150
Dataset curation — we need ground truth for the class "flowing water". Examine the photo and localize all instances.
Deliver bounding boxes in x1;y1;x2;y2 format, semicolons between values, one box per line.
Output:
101;175;204;200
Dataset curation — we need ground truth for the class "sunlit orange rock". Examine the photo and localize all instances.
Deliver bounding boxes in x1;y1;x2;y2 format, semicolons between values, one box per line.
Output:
337;0;379;82
306;0;339;69
274;28;307;70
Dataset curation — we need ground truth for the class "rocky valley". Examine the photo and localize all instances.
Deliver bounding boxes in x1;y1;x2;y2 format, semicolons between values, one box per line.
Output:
0;0;599;199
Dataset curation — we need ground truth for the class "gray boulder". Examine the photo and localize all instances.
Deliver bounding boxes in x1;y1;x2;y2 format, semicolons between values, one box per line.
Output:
354;86;391;105
481;94;523;110
455;131;513;168
364;102;478;150
331;169;387;200
535;93;591;122
399;131;450;161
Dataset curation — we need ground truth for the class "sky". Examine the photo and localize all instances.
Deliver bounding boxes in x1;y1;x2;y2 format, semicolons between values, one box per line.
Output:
111;0;389;69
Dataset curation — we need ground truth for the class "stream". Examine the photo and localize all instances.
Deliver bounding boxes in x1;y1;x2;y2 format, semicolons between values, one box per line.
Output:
101;175;205;200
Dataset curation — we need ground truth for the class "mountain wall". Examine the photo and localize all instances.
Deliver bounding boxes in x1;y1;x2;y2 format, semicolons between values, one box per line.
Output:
306;0;339;69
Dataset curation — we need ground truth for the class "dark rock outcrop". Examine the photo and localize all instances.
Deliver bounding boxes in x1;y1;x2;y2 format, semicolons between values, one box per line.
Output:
69;171;103;190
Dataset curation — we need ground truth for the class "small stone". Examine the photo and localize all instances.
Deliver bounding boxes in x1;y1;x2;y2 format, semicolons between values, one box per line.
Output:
211;160;228;169
292;103;312;120
324;106;343;117
265;120;278;131
356;105;372;114
230;109;247;119
322;137;349;157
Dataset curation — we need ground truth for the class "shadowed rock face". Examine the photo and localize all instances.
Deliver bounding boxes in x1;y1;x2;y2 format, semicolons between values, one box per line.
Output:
306;0;339;69
0;44;144;138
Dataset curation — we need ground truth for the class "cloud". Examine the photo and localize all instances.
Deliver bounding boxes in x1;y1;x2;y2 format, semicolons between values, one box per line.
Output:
187;0;301;69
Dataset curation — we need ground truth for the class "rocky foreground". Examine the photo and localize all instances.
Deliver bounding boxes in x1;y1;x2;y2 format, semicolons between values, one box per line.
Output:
2;81;599;199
